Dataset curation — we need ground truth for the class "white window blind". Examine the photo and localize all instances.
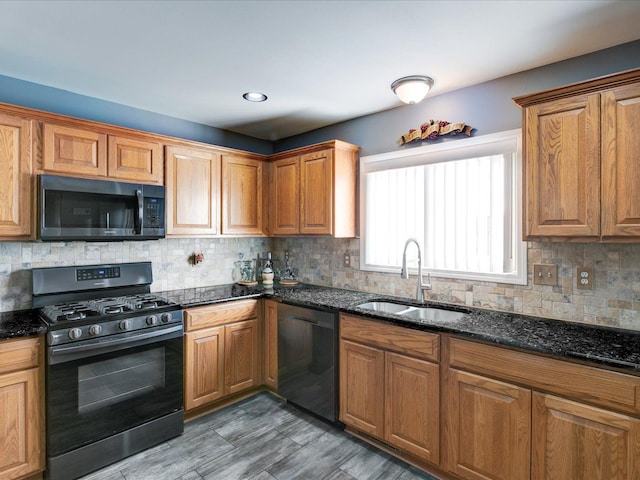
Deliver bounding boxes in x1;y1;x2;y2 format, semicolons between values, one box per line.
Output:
361;129;526;285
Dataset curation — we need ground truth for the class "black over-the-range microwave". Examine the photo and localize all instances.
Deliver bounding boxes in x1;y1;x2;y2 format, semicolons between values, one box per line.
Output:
38;174;166;241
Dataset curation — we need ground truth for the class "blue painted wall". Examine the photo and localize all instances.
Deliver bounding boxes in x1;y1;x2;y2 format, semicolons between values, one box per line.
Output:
0;74;273;155
2;39;639;157
274;39;640;156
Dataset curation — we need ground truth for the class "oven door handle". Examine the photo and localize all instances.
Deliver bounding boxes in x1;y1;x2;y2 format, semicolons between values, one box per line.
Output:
48;325;183;365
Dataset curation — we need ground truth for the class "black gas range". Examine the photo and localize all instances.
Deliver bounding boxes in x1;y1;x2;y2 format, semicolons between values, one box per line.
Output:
33;262;184;480
39;292;182;346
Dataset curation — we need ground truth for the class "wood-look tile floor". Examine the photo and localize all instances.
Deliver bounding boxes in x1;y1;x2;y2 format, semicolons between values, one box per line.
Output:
80;392;438;480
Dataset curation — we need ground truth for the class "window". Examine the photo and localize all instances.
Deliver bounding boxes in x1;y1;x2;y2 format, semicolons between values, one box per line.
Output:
360;129;526;285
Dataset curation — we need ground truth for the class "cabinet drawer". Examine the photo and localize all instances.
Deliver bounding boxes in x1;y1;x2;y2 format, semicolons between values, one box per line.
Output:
0;336;40;374
449;337;640;416
184;299;258;331
340;314;439;362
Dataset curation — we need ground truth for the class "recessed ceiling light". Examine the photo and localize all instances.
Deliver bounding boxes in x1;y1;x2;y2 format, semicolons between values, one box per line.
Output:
243;92;268;102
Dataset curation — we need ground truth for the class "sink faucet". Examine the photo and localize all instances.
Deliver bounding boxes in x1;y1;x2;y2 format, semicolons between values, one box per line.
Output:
400;238;432;302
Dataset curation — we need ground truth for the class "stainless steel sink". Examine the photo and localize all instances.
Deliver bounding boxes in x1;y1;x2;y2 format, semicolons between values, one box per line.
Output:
400;307;466;322
357;301;467;322
356;301;412;314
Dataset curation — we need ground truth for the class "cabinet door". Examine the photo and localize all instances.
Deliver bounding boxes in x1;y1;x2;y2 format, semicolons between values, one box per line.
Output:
300;149;333;234
447;369;531;480
270;156;300;235
165;145;220;235
385;352;439;464
601;81;640;237
221;155;263;235
263;300;278;390
339;339;384;438
43;123;107;177
0;368;41;479
523;94;600;238
532;393;640;480
0;114;32;238
107;135;163;184
224;319;258;395
184;326;225;410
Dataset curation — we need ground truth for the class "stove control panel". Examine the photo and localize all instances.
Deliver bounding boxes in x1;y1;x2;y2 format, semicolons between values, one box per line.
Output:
47;309;184;346
76;267;121;281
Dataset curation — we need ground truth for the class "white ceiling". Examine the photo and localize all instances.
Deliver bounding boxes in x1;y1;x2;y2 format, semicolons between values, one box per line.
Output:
1;0;640;141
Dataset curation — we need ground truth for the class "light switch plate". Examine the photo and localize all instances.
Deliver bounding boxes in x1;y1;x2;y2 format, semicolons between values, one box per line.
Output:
533;264;558;286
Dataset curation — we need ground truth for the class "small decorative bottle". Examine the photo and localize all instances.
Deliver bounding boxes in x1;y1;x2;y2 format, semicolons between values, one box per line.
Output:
262;252;274;286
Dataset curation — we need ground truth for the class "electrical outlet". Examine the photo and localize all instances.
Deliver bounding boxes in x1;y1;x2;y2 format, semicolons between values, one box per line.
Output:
576;266;593;290
343;253;351;267
533;264;558;286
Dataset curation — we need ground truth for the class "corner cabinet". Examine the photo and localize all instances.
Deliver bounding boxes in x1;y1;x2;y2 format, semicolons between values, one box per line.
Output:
183;300;260;411
339;314;440;465
0;337;43;480
268;140;359;237
514;68;640;241
0;113;32;239
165;145;220;236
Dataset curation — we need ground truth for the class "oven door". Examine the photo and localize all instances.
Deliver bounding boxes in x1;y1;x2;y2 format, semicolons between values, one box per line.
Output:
46;324;183;457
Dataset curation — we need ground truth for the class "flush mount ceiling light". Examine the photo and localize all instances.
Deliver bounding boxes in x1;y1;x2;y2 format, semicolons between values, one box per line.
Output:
391;75;434;104
242;92;268;102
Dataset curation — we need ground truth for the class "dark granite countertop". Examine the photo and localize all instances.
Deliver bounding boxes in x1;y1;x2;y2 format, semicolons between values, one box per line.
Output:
161;282;640;374
0;309;46;341
4;282;639;375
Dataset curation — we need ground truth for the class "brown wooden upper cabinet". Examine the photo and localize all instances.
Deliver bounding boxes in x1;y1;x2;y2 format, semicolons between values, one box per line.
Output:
107;135;163;184
514;68;640;242
0;113;33;239
221;154;264;236
42;122;163;183
268;140;359;237
165;145;220;236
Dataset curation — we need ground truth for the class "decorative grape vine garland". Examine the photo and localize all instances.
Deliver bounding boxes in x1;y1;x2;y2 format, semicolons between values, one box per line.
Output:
398;120;475;145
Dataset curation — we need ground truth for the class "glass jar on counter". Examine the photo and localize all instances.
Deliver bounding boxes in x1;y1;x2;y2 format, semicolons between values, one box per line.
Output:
233;259;257;285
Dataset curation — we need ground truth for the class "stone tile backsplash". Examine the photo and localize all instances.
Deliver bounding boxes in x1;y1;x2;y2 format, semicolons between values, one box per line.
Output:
0;237;269;312
2;236;640;332
271;237;640;332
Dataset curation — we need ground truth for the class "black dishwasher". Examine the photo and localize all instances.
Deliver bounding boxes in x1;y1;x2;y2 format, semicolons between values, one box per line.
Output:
277;302;338;422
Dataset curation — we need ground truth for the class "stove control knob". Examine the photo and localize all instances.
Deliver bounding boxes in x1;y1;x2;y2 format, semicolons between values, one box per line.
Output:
119;319;132;331
146;315;158;326
88;325;102;336
68;328;82;340
161;313;173;324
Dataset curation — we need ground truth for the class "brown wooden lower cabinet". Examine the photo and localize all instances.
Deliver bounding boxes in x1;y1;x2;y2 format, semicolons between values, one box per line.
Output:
446;368;531;480
184;326;225;409
184;300;260;411
339;314;440;466
532;393;640;480
385;352;439;463
0;337;43;480
263;299;278;390
224;319;258;395
340;339;385;437
445;336;640;480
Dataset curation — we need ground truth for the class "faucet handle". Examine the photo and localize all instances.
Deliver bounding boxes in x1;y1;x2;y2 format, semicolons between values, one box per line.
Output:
421;273;432;291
